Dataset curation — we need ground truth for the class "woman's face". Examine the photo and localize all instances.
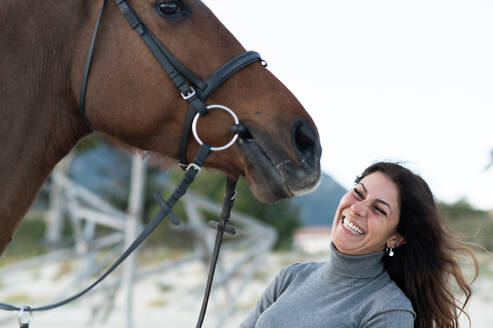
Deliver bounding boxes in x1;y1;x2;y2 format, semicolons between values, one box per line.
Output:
331;171;404;255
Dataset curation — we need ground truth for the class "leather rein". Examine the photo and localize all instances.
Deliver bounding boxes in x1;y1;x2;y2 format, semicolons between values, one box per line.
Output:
0;0;265;327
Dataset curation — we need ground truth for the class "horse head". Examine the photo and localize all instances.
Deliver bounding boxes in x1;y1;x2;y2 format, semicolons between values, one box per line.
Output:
73;0;321;202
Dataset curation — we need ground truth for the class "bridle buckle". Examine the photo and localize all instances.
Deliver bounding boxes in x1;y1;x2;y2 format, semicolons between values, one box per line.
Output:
181;87;196;100
186;162;202;173
18;305;32;328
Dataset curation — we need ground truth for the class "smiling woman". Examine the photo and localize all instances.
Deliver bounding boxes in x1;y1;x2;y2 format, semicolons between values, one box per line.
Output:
331;170;404;256
241;162;479;328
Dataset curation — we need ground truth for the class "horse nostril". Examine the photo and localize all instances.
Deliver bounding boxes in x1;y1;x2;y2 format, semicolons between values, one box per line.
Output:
292;119;318;166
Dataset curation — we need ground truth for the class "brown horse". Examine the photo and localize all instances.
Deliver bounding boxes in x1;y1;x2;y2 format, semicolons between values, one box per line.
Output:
0;0;321;256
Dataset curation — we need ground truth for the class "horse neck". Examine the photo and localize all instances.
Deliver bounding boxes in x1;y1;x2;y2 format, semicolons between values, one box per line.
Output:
0;0;93;254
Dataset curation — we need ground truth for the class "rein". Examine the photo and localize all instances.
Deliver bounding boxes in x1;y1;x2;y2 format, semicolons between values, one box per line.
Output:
1;0;266;326
1;144;234;328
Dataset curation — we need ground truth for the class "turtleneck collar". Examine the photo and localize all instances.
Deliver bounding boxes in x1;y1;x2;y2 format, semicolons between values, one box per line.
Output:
326;242;385;279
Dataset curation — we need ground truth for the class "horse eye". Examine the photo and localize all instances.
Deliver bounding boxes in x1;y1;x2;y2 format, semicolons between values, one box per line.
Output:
159;3;177;15
158;1;183;16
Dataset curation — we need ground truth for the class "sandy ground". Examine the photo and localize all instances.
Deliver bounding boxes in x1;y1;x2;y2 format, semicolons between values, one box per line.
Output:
1;249;492;328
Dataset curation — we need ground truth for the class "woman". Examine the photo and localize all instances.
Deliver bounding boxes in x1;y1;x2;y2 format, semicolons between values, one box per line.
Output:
241;162;479;328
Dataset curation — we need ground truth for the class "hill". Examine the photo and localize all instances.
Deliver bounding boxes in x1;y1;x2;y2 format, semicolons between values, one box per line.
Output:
292;172;347;227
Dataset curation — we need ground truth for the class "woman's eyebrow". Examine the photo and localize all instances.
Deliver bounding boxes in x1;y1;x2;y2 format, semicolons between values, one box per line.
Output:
359;183;393;214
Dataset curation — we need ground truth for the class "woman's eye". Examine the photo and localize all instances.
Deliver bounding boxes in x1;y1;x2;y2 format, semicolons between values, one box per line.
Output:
353;188;364;199
374;207;387;216
157;1;185;17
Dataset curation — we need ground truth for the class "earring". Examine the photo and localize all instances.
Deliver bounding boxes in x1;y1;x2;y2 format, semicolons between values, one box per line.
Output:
386;245;394;257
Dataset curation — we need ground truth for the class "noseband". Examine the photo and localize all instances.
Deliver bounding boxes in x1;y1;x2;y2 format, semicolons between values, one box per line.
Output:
0;0;266;327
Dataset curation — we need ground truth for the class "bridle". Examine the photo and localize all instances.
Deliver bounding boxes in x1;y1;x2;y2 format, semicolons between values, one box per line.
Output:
0;0;266;327
81;0;265;169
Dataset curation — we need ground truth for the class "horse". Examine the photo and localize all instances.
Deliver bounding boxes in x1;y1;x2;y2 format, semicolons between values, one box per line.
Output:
0;0;322;257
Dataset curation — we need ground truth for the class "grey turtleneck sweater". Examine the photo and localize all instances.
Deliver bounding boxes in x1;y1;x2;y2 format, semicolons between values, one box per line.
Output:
240;243;415;328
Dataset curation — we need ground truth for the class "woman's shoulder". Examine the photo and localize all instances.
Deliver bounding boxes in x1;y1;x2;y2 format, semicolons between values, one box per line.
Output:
273;261;326;287
278;261;325;277
365;274;415;318
354;274;416;327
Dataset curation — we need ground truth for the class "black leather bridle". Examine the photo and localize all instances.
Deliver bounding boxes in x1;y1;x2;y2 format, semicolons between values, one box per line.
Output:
80;0;264;169
0;0;266;327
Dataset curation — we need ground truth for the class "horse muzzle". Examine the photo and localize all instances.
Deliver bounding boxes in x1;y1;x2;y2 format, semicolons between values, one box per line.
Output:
236;118;322;203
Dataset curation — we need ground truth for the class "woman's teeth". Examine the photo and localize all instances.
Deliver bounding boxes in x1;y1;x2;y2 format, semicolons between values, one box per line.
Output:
342;216;364;235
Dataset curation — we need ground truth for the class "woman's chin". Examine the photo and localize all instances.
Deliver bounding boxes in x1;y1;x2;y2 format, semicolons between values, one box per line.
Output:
332;226;366;255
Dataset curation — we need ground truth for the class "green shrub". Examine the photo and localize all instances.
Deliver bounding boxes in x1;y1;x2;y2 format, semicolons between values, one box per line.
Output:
439;199;493;251
2;217;47;264
148;168;301;249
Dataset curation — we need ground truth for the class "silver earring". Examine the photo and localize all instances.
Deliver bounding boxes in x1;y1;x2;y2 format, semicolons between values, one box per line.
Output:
389;247;394;257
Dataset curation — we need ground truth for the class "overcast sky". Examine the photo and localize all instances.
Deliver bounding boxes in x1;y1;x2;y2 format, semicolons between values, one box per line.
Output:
205;0;493;210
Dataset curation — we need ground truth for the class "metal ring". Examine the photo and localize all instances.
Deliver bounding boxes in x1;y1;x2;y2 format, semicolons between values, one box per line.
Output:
192;104;239;152
18;306;32;327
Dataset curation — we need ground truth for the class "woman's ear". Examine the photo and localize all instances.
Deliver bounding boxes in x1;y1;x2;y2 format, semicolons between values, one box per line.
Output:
387;233;406;248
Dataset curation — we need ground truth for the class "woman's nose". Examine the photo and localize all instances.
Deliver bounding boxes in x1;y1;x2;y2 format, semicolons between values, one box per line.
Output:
350;202;367;217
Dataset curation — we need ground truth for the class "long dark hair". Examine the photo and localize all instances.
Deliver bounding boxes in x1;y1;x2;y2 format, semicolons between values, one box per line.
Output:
356;162;479;328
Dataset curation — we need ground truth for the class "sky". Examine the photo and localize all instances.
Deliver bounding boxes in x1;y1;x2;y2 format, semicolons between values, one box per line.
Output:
205;0;493;210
